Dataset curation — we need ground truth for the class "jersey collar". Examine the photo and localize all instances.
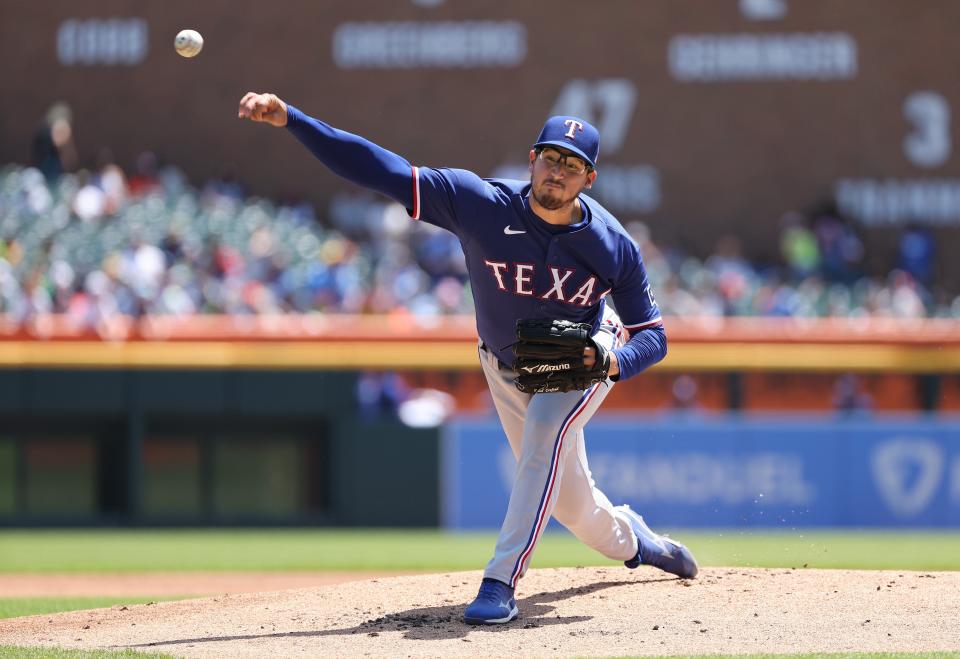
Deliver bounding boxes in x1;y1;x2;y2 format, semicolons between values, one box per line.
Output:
521;189;591;234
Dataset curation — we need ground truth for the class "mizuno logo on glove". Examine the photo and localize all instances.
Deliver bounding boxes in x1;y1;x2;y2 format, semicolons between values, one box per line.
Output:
521;364;571;373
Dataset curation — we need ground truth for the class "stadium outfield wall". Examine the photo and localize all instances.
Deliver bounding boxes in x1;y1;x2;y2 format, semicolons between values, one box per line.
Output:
444;416;960;529
1;314;958;372
0;313;958;527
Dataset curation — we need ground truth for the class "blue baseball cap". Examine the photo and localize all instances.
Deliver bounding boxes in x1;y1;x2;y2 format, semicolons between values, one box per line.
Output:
533;115;600;169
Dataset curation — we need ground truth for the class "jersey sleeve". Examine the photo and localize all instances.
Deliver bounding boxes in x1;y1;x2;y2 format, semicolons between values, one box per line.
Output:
608;243;667;381
411;166;501;239
610;244;663;333
285;104;414;208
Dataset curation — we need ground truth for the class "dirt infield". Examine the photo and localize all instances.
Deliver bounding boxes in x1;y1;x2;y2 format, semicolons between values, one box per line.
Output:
1;567;958;657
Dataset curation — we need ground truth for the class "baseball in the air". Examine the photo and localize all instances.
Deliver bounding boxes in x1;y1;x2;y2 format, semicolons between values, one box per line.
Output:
174;29;203;58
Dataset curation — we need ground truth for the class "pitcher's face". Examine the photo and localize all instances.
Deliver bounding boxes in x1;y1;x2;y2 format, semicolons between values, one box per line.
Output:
528;146;596;211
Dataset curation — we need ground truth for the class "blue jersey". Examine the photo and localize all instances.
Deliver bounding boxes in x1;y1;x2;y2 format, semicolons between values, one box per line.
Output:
412;167;662;370
284;105;666;380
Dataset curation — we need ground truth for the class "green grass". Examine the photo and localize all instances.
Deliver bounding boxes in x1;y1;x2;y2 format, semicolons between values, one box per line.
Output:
0;597;181;620
0;529;959;572
0;648;174;658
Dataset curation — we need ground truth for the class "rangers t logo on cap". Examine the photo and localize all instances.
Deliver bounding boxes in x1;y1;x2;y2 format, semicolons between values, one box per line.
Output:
563;119;584;139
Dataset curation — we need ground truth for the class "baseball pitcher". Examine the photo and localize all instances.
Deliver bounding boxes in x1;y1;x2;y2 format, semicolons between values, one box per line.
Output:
238;92;698;625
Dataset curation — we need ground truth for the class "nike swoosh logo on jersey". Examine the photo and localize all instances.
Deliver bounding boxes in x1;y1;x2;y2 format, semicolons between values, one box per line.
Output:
503;226;526;235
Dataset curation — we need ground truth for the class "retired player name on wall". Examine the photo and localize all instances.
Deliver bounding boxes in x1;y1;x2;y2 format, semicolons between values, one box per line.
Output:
56;18;148;66
331;21;527;68
668;32;858;82
835;179;960;227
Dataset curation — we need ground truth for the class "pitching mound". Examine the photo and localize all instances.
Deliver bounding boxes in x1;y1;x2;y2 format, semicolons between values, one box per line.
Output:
1;567;957;657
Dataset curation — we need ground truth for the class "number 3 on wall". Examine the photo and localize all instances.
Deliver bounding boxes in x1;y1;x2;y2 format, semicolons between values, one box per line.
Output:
903;91;951;168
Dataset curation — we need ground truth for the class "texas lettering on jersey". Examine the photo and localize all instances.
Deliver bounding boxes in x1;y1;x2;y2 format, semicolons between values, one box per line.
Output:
483;261;607;307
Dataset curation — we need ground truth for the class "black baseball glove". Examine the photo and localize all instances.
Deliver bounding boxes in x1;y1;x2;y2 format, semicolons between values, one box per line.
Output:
512;318;611;394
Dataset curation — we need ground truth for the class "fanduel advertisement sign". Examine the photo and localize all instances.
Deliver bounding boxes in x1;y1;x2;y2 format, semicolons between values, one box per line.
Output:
442;416;960;528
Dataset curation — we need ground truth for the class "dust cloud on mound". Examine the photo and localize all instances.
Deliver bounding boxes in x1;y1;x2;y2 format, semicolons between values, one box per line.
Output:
1;567;957;658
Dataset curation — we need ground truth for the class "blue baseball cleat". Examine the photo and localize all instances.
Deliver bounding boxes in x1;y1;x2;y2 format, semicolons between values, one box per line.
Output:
463;578;519;625
617;505;699;579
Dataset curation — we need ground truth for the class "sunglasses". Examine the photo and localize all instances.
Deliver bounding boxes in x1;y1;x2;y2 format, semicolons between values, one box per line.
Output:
535;147;592;175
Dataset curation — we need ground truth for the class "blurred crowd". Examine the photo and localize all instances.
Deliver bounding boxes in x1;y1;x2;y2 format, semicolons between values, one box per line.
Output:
640;213;946;319
0;106;955;328
0;161;472;323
